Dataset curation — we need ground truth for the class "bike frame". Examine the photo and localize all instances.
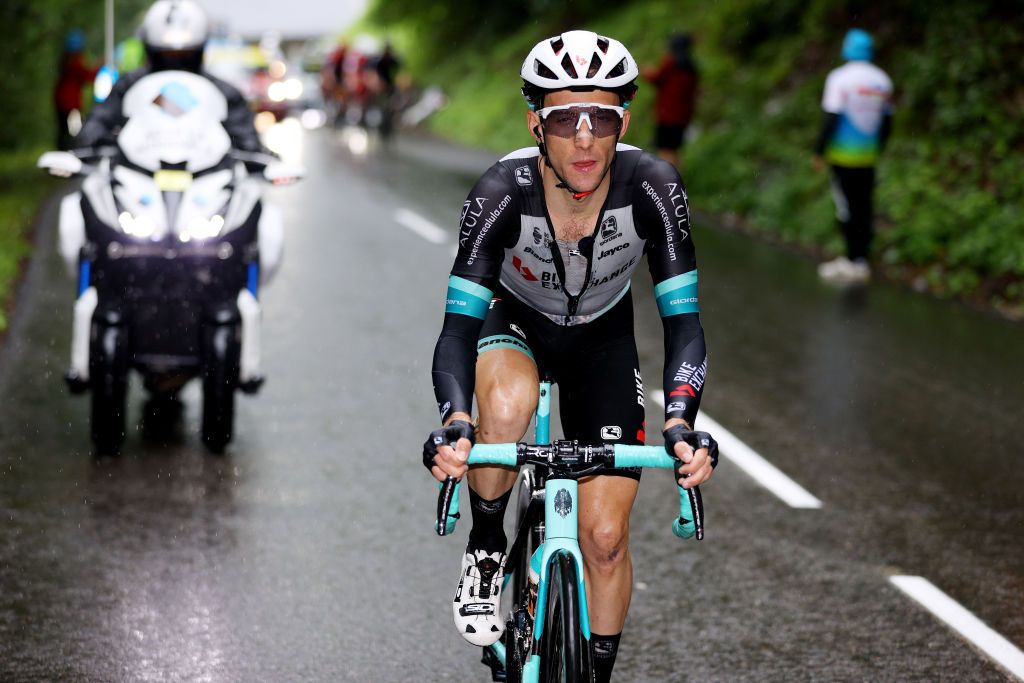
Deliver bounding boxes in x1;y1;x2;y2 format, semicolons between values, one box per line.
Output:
435;379;702;681
501;380;592;680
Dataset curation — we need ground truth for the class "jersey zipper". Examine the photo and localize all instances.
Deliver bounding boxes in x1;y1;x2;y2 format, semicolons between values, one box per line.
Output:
541;196;610;324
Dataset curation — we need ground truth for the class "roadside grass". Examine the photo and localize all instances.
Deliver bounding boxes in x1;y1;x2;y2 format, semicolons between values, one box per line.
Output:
0;148;52;331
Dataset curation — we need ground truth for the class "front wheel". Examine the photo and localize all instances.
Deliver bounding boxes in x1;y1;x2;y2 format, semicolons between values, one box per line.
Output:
90;321;129;455
201;323;240;453
512;466;543;604
540;552;593;683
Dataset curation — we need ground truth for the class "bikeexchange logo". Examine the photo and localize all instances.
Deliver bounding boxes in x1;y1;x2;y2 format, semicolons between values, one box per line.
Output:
554;488;573;518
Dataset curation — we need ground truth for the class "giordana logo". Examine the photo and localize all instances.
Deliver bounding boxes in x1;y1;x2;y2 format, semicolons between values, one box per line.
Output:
510;323;526;338
554;489;573;518
601;215;618;239
515;165;533;186
601;425;622;440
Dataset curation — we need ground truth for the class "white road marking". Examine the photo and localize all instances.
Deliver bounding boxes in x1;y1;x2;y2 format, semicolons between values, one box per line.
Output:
651;390;823;509
394;208;447;244
890;576;1024;680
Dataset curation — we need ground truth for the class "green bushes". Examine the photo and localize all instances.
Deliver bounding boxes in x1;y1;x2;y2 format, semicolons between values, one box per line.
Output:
368;0;1022;310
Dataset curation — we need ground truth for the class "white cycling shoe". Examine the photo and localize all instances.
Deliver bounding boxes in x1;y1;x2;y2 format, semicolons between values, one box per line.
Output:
818;256;871;284
452;547;506;646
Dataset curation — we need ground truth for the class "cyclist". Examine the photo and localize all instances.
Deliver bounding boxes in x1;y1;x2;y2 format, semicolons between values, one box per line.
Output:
813;28;893;283
422;30;716;681
75;0;264;154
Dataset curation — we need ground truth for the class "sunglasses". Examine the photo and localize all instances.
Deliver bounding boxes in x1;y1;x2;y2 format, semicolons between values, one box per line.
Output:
537;103;625;139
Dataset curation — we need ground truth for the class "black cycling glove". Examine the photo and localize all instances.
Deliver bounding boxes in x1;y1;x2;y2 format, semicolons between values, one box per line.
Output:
663;425;719;476
422;420;476;472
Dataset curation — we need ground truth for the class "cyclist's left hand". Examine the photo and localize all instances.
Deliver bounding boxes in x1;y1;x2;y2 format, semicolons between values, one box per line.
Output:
664;424;718;489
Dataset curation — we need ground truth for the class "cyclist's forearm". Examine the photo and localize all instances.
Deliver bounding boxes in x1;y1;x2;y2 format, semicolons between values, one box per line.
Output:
661;312;707;428
432;311;484;424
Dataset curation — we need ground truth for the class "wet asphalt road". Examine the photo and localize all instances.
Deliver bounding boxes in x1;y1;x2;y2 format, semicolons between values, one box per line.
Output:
1;123;1022;682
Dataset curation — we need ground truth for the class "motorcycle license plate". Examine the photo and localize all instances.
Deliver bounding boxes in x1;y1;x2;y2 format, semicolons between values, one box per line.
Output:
154;170;193;192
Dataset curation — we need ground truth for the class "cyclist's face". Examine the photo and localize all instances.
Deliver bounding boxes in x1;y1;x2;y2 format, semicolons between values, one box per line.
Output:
528;89;631;195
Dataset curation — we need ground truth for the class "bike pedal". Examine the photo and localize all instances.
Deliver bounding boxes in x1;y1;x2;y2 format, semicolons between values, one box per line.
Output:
64;370;89;394
480;646;507;682
238;375;265;394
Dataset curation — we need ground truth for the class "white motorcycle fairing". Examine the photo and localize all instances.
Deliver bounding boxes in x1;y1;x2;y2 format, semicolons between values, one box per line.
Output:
58;70;288;384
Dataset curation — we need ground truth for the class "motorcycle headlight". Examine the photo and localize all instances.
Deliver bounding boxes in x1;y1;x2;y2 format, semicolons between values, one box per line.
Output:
118;211;157;238
179;215;225;242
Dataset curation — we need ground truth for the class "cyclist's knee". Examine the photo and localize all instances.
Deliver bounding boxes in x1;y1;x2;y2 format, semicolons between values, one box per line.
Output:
580;521;629;574
477;380;537;440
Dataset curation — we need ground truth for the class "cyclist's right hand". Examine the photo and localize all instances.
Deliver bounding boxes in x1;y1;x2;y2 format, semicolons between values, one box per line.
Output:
422;419;475;482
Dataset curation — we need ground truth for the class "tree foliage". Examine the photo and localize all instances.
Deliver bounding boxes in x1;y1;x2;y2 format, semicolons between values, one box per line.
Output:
361;0;1024;310
0;0;148;151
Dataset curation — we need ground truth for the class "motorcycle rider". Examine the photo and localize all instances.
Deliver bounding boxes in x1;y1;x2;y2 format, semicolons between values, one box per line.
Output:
72;0;270;436
74;0;264;154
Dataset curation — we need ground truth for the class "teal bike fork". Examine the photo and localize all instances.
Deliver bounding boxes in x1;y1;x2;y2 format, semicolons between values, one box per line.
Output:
491;381;592;680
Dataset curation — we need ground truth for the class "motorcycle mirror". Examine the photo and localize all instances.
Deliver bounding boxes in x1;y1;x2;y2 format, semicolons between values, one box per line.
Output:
263;161;305;185
38;151;84;178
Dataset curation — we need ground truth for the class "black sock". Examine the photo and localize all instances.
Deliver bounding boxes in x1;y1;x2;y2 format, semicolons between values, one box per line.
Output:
592;632;622;683
467;486;511;554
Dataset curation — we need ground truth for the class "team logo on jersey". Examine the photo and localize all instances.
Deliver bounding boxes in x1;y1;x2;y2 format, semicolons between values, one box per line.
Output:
601;426;622;440
601;215;618;239
515;165;533;186
532;226;545;245
554;488;573;518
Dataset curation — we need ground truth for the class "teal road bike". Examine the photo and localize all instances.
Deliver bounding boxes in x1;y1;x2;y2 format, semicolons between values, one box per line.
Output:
433;381;705;682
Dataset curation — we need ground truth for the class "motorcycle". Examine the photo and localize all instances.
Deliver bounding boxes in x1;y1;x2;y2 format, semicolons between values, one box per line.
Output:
38;70;303;454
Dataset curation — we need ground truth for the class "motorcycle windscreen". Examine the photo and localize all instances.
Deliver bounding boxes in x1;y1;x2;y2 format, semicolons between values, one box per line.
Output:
118;71;232;173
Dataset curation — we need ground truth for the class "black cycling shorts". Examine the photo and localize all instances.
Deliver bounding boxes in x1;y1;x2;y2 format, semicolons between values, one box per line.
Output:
477;285;646;479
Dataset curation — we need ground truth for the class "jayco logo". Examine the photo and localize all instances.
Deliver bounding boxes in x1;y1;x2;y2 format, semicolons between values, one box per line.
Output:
599;242;630;259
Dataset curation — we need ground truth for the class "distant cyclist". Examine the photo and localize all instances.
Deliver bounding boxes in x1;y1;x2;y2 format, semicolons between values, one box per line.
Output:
814;28;893;283
75;0;264;154
423;30;716;682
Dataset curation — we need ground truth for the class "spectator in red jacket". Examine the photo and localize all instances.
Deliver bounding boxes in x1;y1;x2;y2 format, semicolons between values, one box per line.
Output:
643;33;699;169
54;29;98;150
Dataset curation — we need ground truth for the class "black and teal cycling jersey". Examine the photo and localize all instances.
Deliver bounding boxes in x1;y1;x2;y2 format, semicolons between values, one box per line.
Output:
432;144;707;429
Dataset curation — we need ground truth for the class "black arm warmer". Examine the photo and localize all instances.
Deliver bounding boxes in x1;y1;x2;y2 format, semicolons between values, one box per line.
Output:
429;162;518;423
431;312;485;423
661;313;707;427
814;112;840;156
878;112;893;153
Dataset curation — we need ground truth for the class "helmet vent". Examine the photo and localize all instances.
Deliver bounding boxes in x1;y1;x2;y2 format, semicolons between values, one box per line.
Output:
596;37;610;54
550;37;564;54
607;57;627;79
535;59;557;80
560;53;578;79
586;54;602;78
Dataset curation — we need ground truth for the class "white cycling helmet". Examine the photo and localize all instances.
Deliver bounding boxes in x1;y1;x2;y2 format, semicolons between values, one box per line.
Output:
521;30;639;109
142;0;209;51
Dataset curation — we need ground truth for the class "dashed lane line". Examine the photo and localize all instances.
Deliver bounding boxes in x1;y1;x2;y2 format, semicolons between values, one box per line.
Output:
890;576;1024;680
394;208;448;245
651;391;823;509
